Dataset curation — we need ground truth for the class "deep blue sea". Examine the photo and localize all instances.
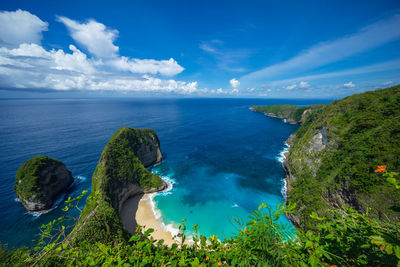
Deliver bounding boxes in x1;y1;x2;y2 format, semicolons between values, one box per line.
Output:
0;98;330;248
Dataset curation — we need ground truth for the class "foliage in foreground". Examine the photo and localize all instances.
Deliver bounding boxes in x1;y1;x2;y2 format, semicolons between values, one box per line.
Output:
1;187;400;266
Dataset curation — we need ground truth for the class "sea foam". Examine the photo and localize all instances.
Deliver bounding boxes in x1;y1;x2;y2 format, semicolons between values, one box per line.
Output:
276;142;290;163
276;142;290;199
27;193;67;218
148;193;180;241
148;171;181;240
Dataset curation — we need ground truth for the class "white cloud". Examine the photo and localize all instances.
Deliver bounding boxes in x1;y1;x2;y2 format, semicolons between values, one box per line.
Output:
0;43;197;93
343;81;356;88
284;81;311;91
110;57;184;76
383;81;393;85
0;43;97;74
216;88;223;94
286;84;297;90
231;88;239;94
57;16;119;58
56;16;184;76
199;42;217;53
242;14;400;84
0;9;48;47
0;11;192;93
299;81;310;88
230;78;240;89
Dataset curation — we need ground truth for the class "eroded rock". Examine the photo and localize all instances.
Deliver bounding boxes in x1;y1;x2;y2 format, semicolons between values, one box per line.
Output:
14;156;74;211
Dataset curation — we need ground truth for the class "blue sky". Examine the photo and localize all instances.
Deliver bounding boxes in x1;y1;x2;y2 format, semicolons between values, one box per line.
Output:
0;0;399;98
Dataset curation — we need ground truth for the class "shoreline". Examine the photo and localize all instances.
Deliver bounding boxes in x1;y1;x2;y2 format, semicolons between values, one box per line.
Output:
120;193;178;246
137;194;178;246
277;142;290;200
120;140;293;245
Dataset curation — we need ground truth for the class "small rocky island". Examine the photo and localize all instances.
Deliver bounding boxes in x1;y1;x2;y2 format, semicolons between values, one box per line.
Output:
250;104;325;124
14;155;74;211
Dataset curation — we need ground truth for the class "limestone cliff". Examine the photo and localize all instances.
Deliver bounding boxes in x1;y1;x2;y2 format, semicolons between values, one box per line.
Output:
67;127;166;245
282;85;400;228
250;104;325;124
14;155;74;212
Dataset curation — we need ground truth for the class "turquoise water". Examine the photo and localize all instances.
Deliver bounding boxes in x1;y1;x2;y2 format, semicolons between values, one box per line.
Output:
148;101;299;240
0;98;330;247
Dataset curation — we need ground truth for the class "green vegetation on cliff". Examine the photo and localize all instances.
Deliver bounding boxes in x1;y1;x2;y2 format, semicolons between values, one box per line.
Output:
286;85;400;227
92;127;163;194
14;155;56;200
251;104;325;123
14;155;73;211
68;127;165;245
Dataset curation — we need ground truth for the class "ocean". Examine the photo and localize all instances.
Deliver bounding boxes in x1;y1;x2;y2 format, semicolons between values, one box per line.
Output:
0;98;329;248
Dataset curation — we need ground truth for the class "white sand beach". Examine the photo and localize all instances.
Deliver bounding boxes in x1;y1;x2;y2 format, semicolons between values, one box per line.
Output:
120;193;177;246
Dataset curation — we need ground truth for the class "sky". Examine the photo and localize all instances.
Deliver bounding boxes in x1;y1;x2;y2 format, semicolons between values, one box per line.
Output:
0;0;399;99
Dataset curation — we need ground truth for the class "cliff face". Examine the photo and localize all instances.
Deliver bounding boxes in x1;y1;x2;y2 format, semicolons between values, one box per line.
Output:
14;155;74;211
251;104;325;124
68;127;166;245
283;85;400;228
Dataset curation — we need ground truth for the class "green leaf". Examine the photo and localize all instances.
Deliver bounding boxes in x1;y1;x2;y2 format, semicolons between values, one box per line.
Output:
190;257;200;267
385;244;393;255
144;228;154;237
129;235;140;242
360;244;370;249
387;177;397;185
200;235;206;247
370;235;385;246
394;246;400;259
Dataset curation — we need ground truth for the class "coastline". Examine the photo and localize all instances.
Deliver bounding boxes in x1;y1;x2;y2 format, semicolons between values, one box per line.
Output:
277;142;290;200
120;193;177;246
250;107;300;124
119;133;295;246
137;194;178;246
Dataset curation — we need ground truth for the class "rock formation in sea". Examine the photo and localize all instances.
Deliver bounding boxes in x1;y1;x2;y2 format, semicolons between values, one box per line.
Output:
14;155;74;211
67;127;166;245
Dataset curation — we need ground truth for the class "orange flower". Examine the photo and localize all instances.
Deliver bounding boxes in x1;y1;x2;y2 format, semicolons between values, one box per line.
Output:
307;249;311;253
329;265;337;267
374;165;387;173
206;256;210;261
244;227;248;232
218;262;223;266
226;248;230;252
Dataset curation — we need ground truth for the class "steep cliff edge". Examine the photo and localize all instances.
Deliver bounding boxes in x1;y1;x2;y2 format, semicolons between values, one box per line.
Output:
283;85;400;228
251;104;325;124
14;155;74;211
68;127;166;245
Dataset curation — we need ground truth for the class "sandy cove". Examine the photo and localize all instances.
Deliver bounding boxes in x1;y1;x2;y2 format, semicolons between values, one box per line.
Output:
120;193;177;246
